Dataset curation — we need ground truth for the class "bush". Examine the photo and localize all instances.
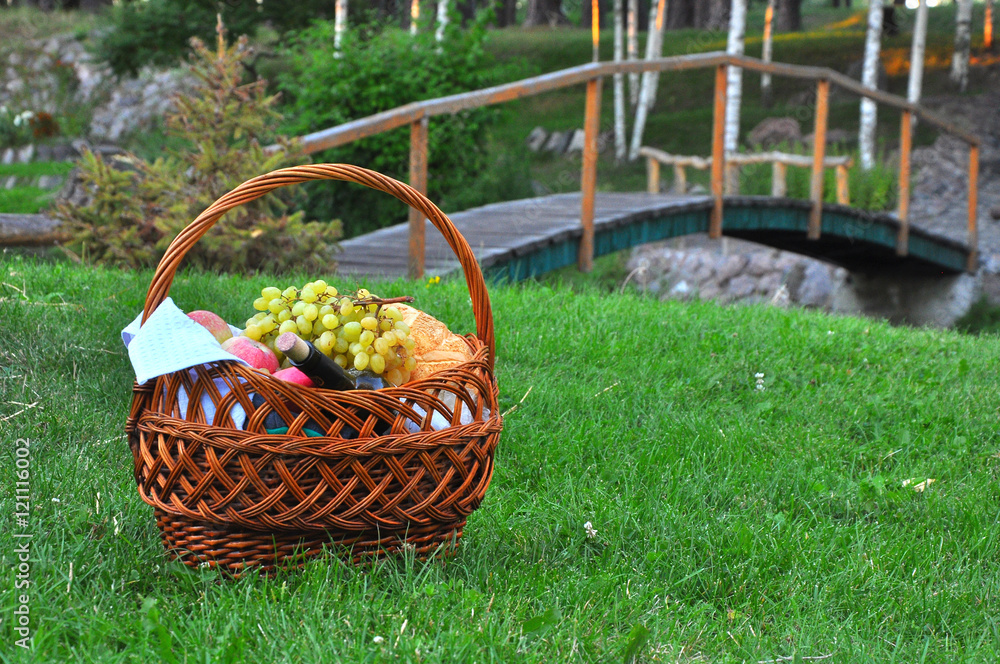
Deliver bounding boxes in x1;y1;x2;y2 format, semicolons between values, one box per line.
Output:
55;29;341;274
95;0;345;77
277;10;524;238
737;146;897;212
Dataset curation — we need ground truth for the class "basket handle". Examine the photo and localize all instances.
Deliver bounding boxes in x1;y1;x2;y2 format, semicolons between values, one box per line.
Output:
141;164;496;370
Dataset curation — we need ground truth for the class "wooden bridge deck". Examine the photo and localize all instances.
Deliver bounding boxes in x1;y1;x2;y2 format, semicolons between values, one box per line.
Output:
334;192;973;281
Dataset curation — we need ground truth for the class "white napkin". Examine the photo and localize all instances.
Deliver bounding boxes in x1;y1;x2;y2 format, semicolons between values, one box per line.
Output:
122;298;247;428
121;297;246;384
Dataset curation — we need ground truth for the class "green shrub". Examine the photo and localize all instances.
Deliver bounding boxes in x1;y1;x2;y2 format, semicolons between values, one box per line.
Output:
955;297;1000;336
277;11;525;238
95;0;346;77
737;147;897;212
54;30;341;274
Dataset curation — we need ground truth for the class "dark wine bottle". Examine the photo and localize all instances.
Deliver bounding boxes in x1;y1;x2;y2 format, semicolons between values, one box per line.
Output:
275;333;355;390
274;333;393;436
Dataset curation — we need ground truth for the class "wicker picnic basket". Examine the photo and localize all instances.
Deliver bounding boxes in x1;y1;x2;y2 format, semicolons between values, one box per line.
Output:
125;164;503;575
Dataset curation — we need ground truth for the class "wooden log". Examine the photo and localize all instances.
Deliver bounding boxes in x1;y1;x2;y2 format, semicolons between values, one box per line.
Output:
673;164;687;194
835;164;850;206
968;144;979;272
808;78;829;240
771;162;787;197
408;116;429;279
579;77;602;273
646;156;660;193
710;64;727;239
897;110;912;256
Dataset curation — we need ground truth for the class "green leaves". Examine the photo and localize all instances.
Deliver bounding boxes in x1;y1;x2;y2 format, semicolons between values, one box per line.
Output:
622;623;650;663
522;606;561;637
54;30;341;274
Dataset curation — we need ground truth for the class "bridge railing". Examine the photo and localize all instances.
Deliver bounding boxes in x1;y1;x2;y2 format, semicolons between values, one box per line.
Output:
288;52;980;276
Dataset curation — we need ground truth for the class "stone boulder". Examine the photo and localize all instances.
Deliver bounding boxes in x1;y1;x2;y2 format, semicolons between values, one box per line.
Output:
746;117;802;149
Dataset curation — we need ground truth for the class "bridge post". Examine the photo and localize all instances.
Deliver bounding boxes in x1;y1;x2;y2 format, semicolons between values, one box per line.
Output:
896;110;912;256
408;116;429;280
968;144;979;272
808;78;829;240
710;64;727;239
579;76;602;273
646;157;660;194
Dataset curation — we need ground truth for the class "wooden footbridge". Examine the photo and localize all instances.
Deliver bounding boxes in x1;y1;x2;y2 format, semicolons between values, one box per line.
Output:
286;52;978;283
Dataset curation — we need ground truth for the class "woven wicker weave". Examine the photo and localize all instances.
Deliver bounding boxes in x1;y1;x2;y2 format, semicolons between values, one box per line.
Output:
125;164;503;575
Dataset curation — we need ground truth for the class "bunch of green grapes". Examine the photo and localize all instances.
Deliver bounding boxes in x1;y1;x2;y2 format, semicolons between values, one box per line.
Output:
243;281;417;385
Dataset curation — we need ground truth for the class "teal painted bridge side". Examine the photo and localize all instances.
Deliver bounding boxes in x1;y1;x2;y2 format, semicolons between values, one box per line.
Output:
479;195;970;283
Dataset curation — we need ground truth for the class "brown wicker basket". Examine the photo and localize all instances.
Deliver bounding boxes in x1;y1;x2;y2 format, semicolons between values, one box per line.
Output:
125;164;503;575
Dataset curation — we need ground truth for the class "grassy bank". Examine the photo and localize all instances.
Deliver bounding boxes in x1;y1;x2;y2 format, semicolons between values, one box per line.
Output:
2;254;999;661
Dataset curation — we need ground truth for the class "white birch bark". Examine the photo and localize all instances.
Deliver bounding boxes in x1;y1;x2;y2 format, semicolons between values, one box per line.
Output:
724;0;747;153
614;0;627;161
411;0;420;36
950;0;973;92
907;0;928;105
436;0;450;42
761;0;775;106
858;0;883;171
646;0;667;108
627;0;667;161
334;0;348;55
627;0;639;108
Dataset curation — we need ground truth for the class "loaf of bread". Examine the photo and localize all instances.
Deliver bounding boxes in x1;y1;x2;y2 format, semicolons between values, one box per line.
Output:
396;304;474;382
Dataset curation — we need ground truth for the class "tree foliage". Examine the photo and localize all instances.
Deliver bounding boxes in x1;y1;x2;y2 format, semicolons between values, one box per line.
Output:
277;10;518;238
55;29;341;273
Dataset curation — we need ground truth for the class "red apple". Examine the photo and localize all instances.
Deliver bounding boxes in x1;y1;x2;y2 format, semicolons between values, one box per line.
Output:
273;367;316;388
221;336;279;374
187;310;233;344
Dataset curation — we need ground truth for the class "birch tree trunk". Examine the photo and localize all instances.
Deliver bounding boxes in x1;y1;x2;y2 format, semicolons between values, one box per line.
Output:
627;0;666;160
334;0;348;54
724;0;747;153
907;0;928;105
646;0;667;108
436;0;449;42
950;0;973;91
761;0;775;107
614;0;627;161
858;0;883;170
627;0;639;108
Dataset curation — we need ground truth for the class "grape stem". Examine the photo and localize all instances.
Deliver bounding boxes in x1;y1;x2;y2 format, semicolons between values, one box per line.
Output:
352;295;414;307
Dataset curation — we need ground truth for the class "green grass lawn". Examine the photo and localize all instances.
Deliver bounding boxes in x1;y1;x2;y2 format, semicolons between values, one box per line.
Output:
0;162;74;215
2;253;999;661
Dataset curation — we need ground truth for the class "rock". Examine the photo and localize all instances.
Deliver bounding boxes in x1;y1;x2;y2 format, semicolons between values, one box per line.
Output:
746;251;777;277
543;130;572;154
36;175;64;189
526;126;547;151
565;129;586;154
16;144;34;163
990;204;1000;221
716;254;748;282
796;261;838;308
1;148;13;165
699;281;722;301
757;272;782;295
727;275;757;299
689;184;708;195
746;117;802;148
670;280;693;299
803;128;856;146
